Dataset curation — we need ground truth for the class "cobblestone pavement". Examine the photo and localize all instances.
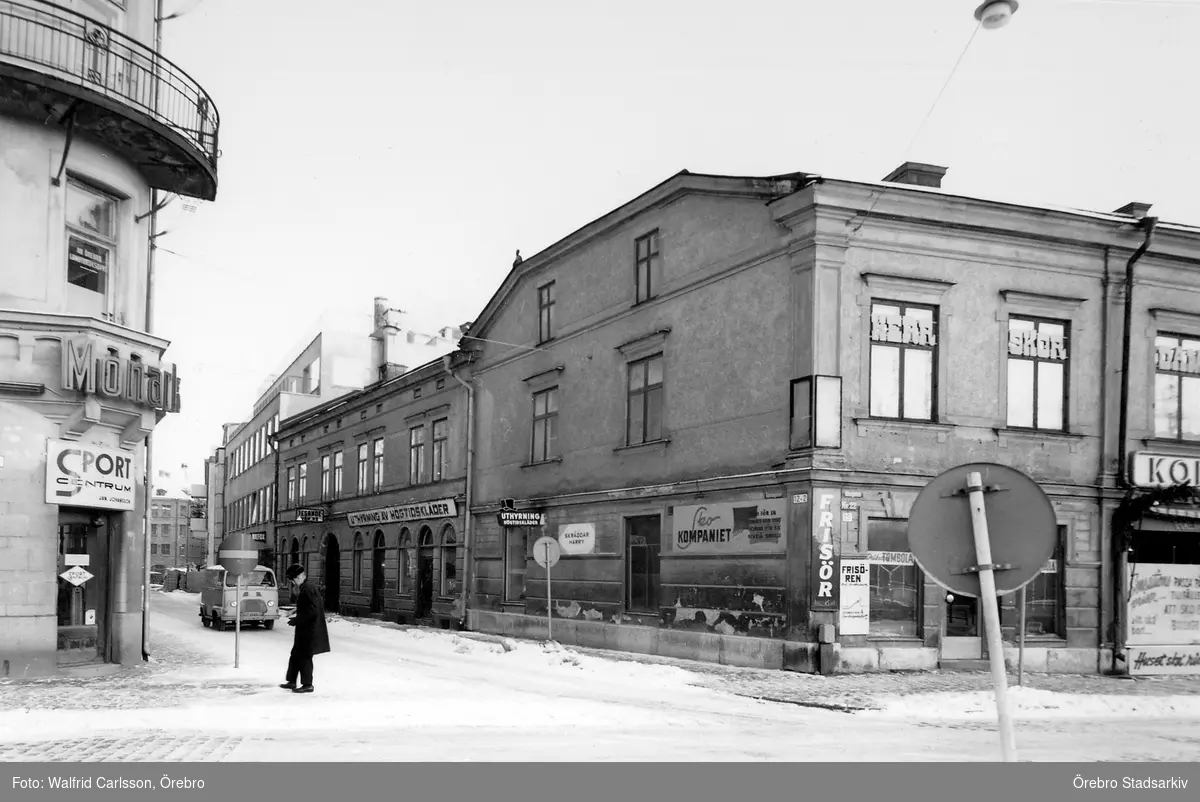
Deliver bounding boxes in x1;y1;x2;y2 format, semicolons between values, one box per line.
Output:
0;734;244;762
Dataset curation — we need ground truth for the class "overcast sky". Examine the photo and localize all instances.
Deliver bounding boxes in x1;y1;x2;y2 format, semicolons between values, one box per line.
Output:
145;0;1200;487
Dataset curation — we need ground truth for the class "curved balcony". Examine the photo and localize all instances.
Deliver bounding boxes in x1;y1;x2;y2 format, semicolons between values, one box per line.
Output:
0;0;218;200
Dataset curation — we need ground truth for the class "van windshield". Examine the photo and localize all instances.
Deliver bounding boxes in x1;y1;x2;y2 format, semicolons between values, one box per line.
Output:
224;570;276;588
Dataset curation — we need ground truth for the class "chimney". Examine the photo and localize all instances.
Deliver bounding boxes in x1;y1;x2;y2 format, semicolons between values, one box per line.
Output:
373;297;389;331
1113;201;1153;219
882;162;948;189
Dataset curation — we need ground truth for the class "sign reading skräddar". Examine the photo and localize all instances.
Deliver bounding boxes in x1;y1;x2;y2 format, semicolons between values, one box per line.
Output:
670;499;786;554
45;438;135;510
347;498;457;527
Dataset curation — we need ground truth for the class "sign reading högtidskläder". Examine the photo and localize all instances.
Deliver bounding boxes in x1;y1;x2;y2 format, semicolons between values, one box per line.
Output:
45;438;135;510
670;499;786;554
347;498;458;527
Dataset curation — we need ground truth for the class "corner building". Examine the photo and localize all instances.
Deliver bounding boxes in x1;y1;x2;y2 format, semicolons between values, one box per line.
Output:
0;0;218;676
461;163;1200;674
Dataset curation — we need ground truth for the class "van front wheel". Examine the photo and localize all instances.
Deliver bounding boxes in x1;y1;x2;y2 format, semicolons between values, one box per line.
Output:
263;620;275;630
212;614;226;632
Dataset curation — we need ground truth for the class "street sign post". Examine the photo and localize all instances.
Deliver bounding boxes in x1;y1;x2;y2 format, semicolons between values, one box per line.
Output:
217;533;260;670
533;536;561;643
908;462;1058;763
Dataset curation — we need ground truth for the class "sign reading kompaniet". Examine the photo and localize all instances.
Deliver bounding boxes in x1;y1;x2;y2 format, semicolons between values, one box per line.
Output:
45;438;135;510
1130;452;1200;489
347;498;457;527
61;338;182;414
670;500;786;554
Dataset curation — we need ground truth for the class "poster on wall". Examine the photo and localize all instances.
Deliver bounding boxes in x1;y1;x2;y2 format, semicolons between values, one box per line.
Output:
1126;562;1200;676
45;438;135;511
558;523;596;555
810;489;841;612
839;559;870;635
670;499;787;555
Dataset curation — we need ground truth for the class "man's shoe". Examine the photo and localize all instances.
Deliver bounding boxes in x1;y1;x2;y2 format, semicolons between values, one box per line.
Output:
293;685;314;694
279;682;296;690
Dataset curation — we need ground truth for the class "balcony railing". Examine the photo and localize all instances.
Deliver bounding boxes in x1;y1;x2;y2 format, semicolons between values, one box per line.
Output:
0;0;218;174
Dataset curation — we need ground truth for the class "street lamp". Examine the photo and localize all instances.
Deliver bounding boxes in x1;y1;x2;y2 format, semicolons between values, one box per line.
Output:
975;0;1019;29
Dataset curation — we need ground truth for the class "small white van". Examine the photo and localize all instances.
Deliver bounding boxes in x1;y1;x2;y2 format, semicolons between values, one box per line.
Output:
198;565;281;631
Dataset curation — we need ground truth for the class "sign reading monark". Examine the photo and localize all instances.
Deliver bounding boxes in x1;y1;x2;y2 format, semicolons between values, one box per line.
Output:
61;338;182;414
46;438;135;510
1130;452;1200;489
346;498;458;528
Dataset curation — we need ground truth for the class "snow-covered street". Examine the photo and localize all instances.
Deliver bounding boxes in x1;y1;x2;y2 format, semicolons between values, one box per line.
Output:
2;590;1200;762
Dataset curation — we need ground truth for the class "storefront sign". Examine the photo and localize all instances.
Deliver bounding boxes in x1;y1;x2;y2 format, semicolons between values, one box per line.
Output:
670;500;787;555
498;510;546;527
251;532;267;543
558;522;595;555
1129;646;1200;676
61;339;182;414
811;490;841;611
1156;344;1200;374
1126;563;1200;648
1007;329;1067;360
867;550;914;565
60;567;93;586
870;314;936;347
839;560;870;635
1129;452;1200;488
347;498;458;527
45;438;135;510
296;508;326;523
64;554;90;566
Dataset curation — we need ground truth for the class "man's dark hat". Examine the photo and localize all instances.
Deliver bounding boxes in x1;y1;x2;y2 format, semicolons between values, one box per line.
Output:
285;564;305;580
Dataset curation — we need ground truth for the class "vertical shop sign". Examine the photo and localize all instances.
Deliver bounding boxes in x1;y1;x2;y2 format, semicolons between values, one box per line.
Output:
810;489;841;611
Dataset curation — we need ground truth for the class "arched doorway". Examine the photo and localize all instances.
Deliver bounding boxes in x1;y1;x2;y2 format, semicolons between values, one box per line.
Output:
370;530;386;614
323;534;341;614
415;526;435;619
290;538;300;565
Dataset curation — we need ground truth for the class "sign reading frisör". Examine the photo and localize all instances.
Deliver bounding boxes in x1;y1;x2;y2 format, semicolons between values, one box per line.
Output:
1129;452;1200;489
45;439;135;510
347;498;457;527
670;499;787;554
558;523;595;555
810;489;841;612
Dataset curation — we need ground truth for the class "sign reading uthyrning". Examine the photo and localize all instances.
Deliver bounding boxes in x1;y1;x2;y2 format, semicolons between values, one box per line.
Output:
347;498;457;528
46;439;135;510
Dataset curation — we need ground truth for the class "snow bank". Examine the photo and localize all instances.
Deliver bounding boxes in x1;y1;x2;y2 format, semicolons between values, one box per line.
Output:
862;686;1200;720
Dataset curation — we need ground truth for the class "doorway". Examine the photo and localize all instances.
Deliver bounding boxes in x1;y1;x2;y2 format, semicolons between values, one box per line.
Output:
943;593;981;660
370;531;386;614
56;509;111;666
415;526;435;619
323;535;341;615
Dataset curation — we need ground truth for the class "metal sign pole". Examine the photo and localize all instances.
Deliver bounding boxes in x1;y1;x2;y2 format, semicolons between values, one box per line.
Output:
965;471;1018;762
234;573;243;669
1018;586;1027;687
545;541;553;643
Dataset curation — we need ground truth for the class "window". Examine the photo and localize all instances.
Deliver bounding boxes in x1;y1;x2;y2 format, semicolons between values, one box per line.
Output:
627;355;664;446
414;386;422;399
625;515;661;612
436;378;445;390
504;527;527;603
441;526;458;596
65;180;118;311
298;462;307;501
398;529;412;594
333;451;344;497
320;454;331;500
409;426;425;485
352;533;364;592
161;543;171;555
151;544;158;554
531;388;559;462
1154;333;1200;440
537;281;556;343
634;230;659;304
1007;317;1069;430
869;301;937;420
866;519;921;638
372;438;384;489
357;443;369;493
286;466;296;508
432;419;449;481
1023;525;1066;638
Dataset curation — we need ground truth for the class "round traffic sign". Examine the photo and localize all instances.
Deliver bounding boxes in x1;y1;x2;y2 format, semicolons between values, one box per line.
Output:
908;462;1057;597
217;532;260;576
533;536;561;569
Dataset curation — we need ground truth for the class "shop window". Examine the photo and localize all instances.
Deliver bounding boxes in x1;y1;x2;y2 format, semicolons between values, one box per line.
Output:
352;533;364;592
865;518;921;638
1006;317;1069;430
1154;333;1200;441
65;179;117;317
320;454;331;500
357;442;369;493
432;419;449;481
440;526;458;596
537;280;556;343
627;354;664;446
333;450;344;496
298;462;307;501
869;301;937;421
504;527;528;603
625;515;661;613
1022;525;1066;638
531;387;559;462
409;426;425;485
634;230;659;304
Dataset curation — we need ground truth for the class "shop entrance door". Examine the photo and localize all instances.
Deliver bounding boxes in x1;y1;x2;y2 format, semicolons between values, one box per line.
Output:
56;509;111;666
942;593;981;660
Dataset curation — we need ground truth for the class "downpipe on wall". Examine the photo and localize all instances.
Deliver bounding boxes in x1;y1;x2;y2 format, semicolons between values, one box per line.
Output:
443;354;475;630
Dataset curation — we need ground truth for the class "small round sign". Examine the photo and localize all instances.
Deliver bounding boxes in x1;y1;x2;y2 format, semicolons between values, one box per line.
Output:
533;536;561;569
217;532;260;577
908;462;1057;598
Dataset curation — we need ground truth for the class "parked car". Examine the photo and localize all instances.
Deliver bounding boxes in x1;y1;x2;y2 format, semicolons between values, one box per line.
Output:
198;565;281;631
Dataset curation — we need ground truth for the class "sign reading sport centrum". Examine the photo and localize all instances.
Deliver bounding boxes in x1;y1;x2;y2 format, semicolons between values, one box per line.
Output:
45;439;136;510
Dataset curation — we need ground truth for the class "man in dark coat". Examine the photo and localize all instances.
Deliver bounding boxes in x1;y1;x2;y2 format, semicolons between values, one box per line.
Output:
280;564;330;694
